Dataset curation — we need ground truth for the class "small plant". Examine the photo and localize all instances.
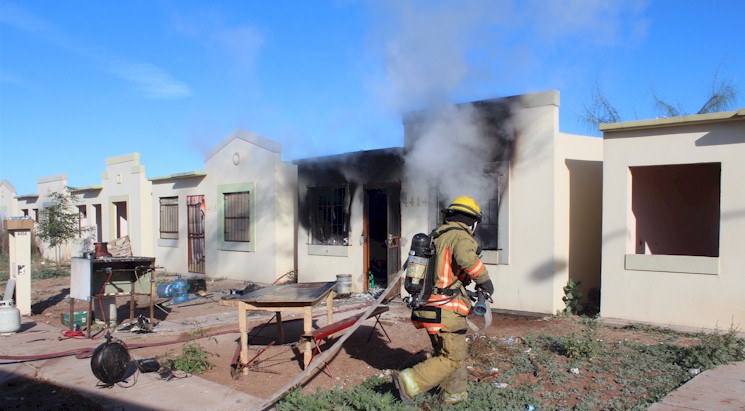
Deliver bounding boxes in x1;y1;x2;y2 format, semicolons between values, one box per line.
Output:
167;327;217;374
676;327;745;370
276;376;410;410
173;341;212;374
548;317;602;360
36;187;88;270
560;278;584;315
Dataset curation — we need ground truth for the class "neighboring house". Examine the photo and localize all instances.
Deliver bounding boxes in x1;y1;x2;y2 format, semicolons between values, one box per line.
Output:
600;108;745;330
0;179;17;220
296;90;604;318
69;154;153;258
14;174;69;260
150;129;298;284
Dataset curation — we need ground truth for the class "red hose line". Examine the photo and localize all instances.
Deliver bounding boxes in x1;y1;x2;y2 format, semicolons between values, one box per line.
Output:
0;302;376;363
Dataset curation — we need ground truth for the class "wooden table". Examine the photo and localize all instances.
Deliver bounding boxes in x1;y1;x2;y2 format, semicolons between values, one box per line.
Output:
219;281;336;374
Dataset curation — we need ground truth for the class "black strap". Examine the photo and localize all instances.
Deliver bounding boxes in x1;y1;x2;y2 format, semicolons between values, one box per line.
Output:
411;306;442;324
433;286;462;297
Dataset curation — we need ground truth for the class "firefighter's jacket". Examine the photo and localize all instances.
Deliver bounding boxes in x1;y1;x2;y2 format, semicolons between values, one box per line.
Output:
411;221;490;334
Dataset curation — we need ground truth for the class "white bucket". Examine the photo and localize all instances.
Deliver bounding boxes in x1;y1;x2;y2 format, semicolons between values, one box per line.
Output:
93;296;118;327
336;274;352;297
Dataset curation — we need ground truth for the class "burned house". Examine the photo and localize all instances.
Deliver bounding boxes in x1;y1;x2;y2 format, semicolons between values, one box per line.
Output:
296;90;604;317
294;148;404;290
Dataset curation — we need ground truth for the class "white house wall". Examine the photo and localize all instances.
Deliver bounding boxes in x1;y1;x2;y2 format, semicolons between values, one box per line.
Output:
398;90;602;317
0;179;17;219
275;160;299;279
601;111;745;330
492;94;560;314
558;133;603;311
151;175;206;276
99;154;153;257
30;174;69;260
203;130;297;283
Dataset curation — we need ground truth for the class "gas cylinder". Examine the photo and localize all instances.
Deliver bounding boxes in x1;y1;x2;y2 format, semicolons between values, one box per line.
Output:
0;303;21;335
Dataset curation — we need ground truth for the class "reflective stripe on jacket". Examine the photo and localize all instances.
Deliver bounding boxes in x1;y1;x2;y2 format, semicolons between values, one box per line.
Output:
415;221;490;327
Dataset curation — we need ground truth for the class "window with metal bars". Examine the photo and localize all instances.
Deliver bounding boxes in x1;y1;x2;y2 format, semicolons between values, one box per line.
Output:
77;205;88;238
438;162;503;251
307;185;351;245
224;191;250;242
159;197;178;239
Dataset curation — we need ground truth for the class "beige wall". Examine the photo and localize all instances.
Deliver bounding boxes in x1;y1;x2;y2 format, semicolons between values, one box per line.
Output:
0;179;17;219
30;175;70;260
601;110;745;330
151;174;207;276
99;154;153;257
202;129;297;283
397;91;603;316
489;92;603;315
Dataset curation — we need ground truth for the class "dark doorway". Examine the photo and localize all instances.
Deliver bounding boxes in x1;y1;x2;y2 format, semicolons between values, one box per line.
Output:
364;185;401;293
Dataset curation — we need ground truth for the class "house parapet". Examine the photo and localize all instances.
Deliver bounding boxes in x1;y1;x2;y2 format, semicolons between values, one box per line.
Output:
601;108;745;134
149;171;207;182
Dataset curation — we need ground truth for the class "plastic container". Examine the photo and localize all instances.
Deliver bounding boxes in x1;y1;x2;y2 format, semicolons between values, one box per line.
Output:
336;274;352;297
172;276;189;303
157;275;190;303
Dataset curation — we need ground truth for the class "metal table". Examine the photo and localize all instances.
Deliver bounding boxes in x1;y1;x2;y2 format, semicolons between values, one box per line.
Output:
70;256;156;337
219;281;336;374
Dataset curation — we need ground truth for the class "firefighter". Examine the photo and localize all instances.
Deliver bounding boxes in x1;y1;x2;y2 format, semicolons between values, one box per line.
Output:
394;195;494;405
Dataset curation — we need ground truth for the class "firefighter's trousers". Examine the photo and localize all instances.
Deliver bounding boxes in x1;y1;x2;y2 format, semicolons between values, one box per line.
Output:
402;308;468;396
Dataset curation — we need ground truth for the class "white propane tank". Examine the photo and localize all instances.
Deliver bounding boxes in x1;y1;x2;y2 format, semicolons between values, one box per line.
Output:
0;301;21;335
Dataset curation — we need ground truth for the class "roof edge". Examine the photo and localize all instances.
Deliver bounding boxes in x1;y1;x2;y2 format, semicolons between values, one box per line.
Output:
601;108;745;133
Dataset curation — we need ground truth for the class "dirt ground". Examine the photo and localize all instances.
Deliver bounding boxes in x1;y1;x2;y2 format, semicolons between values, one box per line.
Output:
14;275;702;409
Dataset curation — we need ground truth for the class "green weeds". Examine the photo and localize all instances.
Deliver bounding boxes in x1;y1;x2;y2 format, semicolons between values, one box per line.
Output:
163;327;217;374
276;319;745;410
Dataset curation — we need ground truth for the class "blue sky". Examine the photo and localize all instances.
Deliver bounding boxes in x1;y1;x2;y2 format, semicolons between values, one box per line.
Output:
1;0;742;196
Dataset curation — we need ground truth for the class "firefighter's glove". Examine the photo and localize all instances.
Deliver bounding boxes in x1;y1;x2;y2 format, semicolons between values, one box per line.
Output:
477;279;494;297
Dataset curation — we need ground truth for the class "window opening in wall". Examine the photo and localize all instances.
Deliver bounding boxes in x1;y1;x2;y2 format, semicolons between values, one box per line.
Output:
224;191;250;242
308;185;351;245
159;197;179;239
77;205;88;237
33;208;39;222
113;201;128;238
437;162;502;251
93;204;102;242
630;162;720;257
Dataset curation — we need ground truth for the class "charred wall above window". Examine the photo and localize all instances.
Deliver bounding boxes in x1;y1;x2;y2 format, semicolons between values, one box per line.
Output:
295;148;404;232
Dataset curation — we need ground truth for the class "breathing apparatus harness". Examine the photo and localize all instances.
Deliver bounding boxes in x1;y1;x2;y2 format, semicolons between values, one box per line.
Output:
403;226;476;310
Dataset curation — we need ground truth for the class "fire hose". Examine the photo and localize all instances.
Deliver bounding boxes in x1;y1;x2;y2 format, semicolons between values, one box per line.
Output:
249;270;495;411
248;268;407;411
0;302;377;363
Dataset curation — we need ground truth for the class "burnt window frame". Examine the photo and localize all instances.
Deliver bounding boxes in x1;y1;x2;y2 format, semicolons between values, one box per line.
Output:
307;184;352;246
437;162;503;252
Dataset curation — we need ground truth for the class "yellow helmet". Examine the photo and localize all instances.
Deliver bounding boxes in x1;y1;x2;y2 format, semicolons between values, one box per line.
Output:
447;196;482;221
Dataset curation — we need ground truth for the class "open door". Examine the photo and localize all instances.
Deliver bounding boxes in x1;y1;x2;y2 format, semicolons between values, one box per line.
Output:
363;184;401;295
